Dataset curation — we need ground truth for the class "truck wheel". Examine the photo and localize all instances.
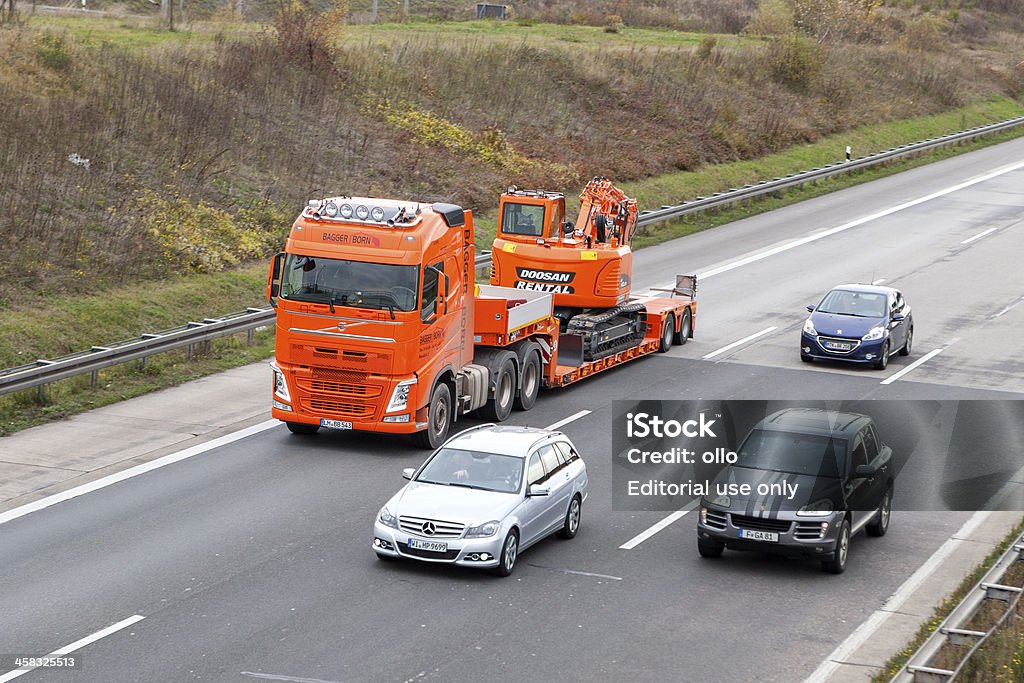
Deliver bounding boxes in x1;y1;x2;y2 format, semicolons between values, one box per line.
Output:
674;309;692;346
514;351;541;412
480;357;515;422
411;383;451;449
286;422;319;435
658;313;675;353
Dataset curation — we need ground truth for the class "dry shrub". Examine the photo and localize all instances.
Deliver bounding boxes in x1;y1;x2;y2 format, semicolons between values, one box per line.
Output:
790;0;882;41
766;33;824;91
273;0;348;71
745;0;796;34
903;13;949;50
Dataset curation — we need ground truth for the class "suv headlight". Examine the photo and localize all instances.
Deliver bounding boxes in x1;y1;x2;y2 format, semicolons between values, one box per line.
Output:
710;494;731;508
271;363;290;401
378;506;399;529
803;318;817;336
797;499;834;516
465;520;501;538
862;325;886;341
386;378;417;413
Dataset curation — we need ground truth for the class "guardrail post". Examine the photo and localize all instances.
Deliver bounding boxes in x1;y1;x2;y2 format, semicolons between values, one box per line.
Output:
90;370;98;387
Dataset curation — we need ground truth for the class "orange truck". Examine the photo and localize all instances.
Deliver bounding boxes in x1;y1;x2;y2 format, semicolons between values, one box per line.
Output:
267;185;697;448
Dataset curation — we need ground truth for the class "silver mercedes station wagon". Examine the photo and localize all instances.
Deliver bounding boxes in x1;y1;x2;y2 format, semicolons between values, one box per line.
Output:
372;424;588;576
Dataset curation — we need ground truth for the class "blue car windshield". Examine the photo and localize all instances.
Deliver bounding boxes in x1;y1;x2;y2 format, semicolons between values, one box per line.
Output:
816;289;886;318
416;448;523;494
735;430;846;478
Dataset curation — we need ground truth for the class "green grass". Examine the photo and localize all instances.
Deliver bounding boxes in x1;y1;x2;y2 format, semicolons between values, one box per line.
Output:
26;15;258;48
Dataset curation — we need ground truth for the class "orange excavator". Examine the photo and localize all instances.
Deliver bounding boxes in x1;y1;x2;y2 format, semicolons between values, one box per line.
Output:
490;177;661;361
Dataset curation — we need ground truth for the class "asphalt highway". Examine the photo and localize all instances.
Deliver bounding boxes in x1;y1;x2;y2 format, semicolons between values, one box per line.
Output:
2;137;1023;682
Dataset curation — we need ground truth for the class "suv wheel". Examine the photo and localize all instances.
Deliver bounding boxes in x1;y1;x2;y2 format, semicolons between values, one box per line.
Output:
698;538;724;558
822;519;850;574
867;485;892;537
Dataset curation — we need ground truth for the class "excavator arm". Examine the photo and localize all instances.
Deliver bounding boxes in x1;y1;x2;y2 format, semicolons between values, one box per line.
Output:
573;177;638;247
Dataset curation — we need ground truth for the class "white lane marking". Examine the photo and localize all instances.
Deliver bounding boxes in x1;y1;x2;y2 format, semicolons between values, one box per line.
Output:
646;158;1024;289
528;565;623;581
871;278;887;285
619;501;699;550
0;614;145;682
803;511;992;683
0;419;280;527
545;410;591;431
702;326;778;360
240;673;344;683
992;296;1024;319
880;348;946;385
960;226;998;245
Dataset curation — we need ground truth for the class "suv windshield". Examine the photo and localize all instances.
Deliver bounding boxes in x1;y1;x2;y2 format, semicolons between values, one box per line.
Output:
735;429;845;479
280;254;419;312
416;448;523;494
816;289;886;318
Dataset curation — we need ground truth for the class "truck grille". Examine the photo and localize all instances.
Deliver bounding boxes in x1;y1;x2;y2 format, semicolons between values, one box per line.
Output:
307;399;374;419
731;514;791;534
703;508;728;531
399;515;466;539
303;379;382;398
312;367;368;383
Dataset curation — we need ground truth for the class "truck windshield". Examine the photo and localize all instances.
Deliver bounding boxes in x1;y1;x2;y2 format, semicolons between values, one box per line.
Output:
735;430;845;479
280;254;420;312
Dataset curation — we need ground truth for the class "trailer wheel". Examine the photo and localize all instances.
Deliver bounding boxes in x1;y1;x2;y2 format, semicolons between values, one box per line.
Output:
658;313;675;353
480;357;515;422
411;383;451;449
514;351;541;412
674;308;692;346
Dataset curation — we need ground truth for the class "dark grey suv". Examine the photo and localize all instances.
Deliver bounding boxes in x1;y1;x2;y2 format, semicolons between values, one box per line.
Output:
697;408;893;574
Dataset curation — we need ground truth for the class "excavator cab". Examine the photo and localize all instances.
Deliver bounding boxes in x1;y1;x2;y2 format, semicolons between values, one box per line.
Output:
491;179;646;361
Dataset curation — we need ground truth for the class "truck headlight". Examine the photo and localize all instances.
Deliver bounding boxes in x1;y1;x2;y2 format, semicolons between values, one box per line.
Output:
378;506;399;529
862;325;886;341
797;499;834;516
271;363;290;401
803;318;817;336
386;378;417;413
465;520;500;538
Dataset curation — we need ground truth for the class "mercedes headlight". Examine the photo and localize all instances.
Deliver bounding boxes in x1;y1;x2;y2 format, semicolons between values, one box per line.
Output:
378;506;399;529
465;520;501;538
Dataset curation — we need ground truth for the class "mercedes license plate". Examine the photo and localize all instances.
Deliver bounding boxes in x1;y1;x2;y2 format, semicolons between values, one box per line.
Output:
408;538;447;552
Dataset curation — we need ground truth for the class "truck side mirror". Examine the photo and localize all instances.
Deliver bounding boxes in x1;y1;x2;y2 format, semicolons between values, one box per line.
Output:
267;252;285;308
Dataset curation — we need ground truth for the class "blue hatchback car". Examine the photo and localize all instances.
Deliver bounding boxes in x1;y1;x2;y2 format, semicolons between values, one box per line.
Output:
800;284;913;370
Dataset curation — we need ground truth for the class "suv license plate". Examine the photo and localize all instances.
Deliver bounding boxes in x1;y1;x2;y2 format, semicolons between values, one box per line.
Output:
739;529;779;542
409;539;447;552
320;419;353;430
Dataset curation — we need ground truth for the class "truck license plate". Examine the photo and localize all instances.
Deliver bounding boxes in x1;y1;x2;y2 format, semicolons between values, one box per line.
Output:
320;419;353;430
739;529;779;542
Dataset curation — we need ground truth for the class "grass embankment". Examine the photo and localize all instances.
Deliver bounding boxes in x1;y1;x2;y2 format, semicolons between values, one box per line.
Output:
4;96;1024;436
873;516;1024;682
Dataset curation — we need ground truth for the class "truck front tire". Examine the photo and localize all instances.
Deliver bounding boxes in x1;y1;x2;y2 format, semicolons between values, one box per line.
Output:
412;383;452;449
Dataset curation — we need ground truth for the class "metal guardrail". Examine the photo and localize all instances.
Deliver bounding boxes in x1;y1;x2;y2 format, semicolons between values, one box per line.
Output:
3;115;1023;397
895;531;1024;682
